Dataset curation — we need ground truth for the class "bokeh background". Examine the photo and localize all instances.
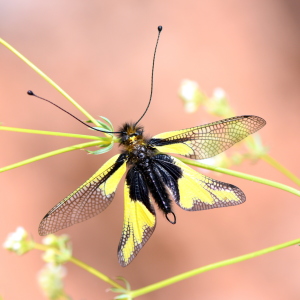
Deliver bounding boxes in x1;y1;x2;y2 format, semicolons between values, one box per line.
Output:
1;1;300;299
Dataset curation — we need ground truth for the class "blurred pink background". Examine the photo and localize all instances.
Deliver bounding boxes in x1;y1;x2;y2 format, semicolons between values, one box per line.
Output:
1;1;300;299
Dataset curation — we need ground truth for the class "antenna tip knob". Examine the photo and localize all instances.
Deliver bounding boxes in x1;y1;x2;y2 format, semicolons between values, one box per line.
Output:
158;25;163;32
27;90;34;96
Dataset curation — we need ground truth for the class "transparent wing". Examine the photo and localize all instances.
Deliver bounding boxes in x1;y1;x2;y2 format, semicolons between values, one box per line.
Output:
118;168;156;267
155;155;246;210
39;154;127;236
150;115;266;160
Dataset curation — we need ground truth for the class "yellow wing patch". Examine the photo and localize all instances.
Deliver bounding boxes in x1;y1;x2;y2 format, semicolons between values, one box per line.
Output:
118;184;156;267
171;156;245;210
39;154;126;235
153;127;196;140
96;155;127;195
155;143;194;157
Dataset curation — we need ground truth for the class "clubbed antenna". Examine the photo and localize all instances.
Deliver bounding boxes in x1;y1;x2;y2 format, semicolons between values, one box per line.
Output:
27;90;121;133
134;25;163;127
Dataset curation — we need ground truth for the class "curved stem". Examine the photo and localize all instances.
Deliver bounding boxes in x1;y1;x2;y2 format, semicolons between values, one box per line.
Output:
178;157;300;197
130;238;300;298
69;256;124;290
261;154;300;186
0;140;106;173
0;37;99;126
34;243;123;290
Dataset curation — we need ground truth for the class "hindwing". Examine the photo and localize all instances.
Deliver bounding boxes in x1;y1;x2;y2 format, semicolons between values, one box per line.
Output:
118;167;156;267
39;154;127;235
161;155;246;210
150;115;266;159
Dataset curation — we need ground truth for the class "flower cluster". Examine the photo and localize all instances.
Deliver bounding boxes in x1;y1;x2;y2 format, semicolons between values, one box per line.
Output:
42;234;72;265
3;227;71;299
179;80;234;117
179;80;267;168
3;227;34;255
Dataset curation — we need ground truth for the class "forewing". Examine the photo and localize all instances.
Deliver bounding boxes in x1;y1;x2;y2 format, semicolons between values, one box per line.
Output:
150;115;266;160
165;156;245;210
39;154;127;235
118;168;156;267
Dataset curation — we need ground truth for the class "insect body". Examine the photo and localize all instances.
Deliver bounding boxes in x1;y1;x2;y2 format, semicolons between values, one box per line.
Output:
30;26;266;266
38;115;266;266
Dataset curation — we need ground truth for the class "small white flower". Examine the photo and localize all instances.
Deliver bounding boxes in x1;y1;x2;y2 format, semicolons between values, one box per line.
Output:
3;227;27;249
179;79;205;113
42;235;57;246
3;239;13;250
185;102;198;113
179;79;199;101
206;87;233;117
12;242;21;251
213;88;226;100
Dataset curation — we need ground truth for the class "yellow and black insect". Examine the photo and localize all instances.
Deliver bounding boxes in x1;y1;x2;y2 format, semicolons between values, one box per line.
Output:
29;26;266;267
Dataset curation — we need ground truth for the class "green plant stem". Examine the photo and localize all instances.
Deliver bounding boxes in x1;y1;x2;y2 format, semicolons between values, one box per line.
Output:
34;243;124;290
130;238;300;298
69;257;124;290
0;37;99;127
261;154;300;186
178;158;300;197
0;141;106;173
0;126;103;140
244;136;299;186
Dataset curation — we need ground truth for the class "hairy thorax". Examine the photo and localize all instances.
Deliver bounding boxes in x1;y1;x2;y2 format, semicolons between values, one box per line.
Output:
118;122;157;166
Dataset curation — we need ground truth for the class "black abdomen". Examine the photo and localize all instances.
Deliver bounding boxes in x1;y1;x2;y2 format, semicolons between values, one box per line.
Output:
125;153;182;224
